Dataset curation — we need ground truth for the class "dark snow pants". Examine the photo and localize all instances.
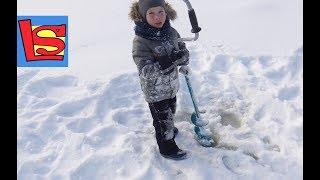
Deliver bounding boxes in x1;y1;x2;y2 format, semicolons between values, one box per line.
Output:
148;96;179;155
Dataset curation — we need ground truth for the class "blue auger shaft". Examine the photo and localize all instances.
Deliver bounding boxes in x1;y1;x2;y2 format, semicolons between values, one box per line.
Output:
184;75;200;118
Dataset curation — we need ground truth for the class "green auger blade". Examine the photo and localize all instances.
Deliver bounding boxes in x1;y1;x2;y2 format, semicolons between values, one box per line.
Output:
194;126;216;147
191;112;209;127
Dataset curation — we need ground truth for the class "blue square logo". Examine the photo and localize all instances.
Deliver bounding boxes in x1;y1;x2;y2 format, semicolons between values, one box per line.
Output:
17;16;68;67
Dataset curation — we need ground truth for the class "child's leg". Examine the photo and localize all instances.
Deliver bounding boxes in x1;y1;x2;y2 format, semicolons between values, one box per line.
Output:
148;99;179;155
168;96;178;134
169;96;177;115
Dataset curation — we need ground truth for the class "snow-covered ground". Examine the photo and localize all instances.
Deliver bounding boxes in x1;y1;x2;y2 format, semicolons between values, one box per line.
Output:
17;44;303;179
17;0;303;179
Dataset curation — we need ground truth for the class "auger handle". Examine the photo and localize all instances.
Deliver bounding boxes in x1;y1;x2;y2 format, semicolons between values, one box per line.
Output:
188;9;201;33
174;0;201;49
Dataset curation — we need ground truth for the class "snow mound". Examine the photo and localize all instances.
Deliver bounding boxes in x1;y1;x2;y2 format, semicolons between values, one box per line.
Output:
17;44;303;179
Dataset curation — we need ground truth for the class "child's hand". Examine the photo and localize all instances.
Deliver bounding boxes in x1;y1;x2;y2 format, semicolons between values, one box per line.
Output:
154;43;189;70
175;41;189;66
153;44;176;70
171;49;189;62
179;65;191;76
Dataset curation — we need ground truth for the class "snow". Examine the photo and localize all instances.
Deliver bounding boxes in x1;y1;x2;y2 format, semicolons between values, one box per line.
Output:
17;0;303;179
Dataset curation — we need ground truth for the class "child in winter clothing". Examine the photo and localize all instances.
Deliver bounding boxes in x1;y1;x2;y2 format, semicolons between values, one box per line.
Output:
129;0;190;160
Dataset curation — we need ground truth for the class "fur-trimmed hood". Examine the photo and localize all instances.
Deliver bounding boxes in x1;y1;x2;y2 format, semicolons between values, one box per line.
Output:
129;1;177;22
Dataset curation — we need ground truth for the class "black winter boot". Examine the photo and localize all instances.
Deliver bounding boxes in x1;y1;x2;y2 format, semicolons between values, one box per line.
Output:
160;147;188;160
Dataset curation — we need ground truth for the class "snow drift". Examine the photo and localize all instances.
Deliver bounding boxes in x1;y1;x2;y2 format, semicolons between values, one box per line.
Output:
17;43;302;179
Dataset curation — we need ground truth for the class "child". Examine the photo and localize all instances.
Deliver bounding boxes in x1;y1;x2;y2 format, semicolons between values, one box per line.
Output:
129;0;190;160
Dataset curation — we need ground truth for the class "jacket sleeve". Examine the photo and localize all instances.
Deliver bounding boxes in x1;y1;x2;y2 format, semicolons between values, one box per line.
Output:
132;38;161;80
175;30;189;66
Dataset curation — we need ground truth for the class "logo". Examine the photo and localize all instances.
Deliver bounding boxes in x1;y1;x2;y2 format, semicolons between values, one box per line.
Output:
17;16;68;67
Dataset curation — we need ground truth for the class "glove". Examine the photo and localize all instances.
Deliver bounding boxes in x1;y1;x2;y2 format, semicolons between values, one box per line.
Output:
178;41;187;50
154;42;189;70
174;48;189;66
179;65;191;76
175;42;189;66
170;49;188;62
154;43;176;70
154;51;175;70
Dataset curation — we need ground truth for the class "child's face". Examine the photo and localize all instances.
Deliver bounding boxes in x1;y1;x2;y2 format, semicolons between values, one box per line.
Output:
146;6;166;28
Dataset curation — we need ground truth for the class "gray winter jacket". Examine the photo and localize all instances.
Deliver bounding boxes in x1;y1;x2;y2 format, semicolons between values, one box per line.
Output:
132;32;181;103
130;2;187;103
